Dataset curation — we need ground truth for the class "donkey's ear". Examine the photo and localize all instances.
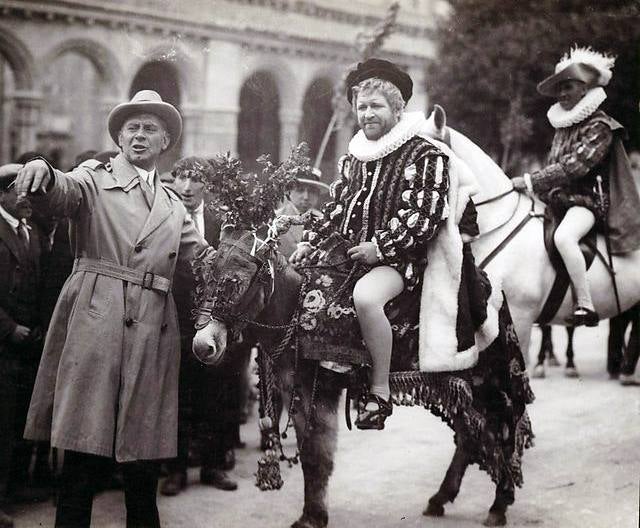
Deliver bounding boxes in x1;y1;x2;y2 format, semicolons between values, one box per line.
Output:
433;104;447;132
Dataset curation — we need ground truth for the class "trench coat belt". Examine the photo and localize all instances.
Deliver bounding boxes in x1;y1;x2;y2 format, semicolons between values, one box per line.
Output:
73;257;171;294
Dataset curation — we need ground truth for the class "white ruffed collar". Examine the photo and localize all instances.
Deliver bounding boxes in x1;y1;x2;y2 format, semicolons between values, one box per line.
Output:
547;87;607;129
348;111;427;162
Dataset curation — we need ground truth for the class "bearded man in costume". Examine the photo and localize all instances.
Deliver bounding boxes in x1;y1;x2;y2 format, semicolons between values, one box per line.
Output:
513;47;640;327
291;59;479;430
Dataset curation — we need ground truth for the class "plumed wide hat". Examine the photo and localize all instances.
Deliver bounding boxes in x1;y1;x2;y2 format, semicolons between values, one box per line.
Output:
537;46;616;97
345;58;413;104
108;90;183;150
296;167;330;193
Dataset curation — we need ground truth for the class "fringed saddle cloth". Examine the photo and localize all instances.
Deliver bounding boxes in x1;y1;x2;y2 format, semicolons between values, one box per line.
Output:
298;233;535;489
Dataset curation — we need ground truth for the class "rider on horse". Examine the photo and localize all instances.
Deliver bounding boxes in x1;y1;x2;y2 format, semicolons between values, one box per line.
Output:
513;47;640;327
290;59;479;430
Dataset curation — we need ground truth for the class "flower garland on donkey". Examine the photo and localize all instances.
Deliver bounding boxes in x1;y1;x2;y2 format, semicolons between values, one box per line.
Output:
191;60;535;527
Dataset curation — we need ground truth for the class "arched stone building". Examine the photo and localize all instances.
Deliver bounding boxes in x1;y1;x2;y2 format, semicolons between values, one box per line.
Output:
0;0;444;176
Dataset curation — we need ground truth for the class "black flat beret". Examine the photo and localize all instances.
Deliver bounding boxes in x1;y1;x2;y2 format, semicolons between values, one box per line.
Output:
345;58;413;103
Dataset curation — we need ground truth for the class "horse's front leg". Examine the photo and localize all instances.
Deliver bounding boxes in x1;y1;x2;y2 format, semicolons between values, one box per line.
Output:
290;364;342;528
564;327;579;378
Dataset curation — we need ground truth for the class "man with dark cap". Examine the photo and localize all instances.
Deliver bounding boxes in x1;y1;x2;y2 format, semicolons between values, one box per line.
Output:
290;58;479;430
4;90;213;527
513;47;640;326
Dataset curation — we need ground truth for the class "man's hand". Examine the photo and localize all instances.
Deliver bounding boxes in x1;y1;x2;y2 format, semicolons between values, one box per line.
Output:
289;242;313;265
347;242;379;265
511;176;528;193
15;159;51;199
10;325;31;344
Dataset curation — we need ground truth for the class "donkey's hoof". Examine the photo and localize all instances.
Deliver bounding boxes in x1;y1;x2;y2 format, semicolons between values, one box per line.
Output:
532;365;545;378
423;500;445;517
564;367;579;378
291;512;328;528
483;511;507;526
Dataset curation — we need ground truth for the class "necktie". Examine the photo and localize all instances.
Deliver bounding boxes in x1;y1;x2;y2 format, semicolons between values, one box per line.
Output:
138;176;154;208
186;211;201;235
17;220;30;250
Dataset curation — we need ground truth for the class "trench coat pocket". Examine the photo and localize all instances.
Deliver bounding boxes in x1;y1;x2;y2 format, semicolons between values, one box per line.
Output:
87;274;113;318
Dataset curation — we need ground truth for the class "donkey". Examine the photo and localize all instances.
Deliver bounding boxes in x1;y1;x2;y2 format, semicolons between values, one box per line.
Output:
193;227;532;528
423;107;640;377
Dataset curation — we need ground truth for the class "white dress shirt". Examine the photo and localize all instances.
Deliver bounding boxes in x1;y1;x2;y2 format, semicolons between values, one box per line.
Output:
133;165;156;194
186;200;205;236
0;203;30;243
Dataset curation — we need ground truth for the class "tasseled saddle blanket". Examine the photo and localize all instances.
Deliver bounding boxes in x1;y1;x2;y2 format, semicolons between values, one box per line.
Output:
297;232;534;488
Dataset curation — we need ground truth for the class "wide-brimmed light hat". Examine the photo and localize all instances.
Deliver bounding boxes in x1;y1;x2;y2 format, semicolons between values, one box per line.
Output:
107;90;182;150
537;47;615;97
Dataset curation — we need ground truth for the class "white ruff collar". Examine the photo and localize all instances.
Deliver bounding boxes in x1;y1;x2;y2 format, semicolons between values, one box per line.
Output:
348;111;426;162
547;87;607;129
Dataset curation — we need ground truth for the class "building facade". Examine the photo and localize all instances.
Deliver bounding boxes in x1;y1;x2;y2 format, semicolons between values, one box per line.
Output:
0;0;443;176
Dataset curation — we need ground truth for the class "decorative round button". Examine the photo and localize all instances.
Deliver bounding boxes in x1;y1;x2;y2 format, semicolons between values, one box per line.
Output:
168;251;177;259
125;318;134;327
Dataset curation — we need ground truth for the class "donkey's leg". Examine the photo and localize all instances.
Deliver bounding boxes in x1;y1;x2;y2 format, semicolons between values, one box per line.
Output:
291;366;342;528
483;477;514;527
423;441;469;517
564;327;579;378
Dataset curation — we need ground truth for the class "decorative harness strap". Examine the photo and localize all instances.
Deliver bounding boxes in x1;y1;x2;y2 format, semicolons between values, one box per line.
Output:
73;257;171;294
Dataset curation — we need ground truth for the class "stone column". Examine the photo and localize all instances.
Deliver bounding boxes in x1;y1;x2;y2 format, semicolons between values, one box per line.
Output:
279;109;302;162
181;104;239;156
9;90;42;157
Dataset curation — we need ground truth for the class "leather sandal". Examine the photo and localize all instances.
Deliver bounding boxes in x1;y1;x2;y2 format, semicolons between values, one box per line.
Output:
566;306;599;327
355;393;393;430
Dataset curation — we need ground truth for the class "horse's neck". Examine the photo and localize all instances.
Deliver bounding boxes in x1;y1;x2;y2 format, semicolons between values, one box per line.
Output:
255;257;303;343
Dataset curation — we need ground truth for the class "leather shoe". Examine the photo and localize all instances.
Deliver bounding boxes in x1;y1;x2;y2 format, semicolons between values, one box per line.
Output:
160;471;187;496
200;468;238;491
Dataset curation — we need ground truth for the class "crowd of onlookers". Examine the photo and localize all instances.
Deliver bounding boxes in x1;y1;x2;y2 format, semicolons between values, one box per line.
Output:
0;148;330;528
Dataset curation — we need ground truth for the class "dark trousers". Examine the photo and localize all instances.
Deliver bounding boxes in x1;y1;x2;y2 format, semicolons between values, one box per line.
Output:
608;304;640;376
55;451;159;528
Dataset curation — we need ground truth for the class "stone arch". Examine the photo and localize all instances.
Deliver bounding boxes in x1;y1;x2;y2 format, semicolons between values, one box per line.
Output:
37;38;122;95
298;75;338;180
239;57;299;110
237;69;281;170
0;24;35;90
131;41;202;105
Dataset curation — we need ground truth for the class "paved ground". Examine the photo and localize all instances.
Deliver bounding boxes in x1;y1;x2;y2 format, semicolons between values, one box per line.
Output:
10;324;640;528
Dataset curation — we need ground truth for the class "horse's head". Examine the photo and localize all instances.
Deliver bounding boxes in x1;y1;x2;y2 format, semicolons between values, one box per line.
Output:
424;104;452;147
192;226;278;364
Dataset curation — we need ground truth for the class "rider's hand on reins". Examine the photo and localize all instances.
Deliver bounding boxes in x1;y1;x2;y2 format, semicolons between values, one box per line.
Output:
289;242;313;266
511;176;527;192
347;242;379;265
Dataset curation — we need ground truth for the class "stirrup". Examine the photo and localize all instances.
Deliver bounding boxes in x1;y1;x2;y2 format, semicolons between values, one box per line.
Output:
566;306;599;327
355;393;393;430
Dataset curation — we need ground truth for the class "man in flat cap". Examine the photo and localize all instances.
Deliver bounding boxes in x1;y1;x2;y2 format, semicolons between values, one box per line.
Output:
513;47;640;327
5;90;213;527
290;59;480;430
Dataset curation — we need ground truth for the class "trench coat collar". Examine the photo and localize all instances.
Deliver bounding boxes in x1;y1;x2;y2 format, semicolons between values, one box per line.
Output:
135;174;179;244
100;153;141;193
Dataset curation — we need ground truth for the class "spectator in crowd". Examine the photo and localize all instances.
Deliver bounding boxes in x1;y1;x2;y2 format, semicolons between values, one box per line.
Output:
276;167;329;258
5;90;213;528
0;172;46;526
161;156;240;496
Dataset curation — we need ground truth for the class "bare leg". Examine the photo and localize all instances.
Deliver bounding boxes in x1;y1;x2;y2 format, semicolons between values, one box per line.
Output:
291;366;342;528
353;266;403;401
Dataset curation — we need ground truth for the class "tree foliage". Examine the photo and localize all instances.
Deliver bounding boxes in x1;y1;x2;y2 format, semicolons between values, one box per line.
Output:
427;0;640;172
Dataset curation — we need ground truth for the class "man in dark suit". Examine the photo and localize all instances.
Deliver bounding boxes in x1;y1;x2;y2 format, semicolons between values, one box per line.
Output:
161;156;245;495
0;176;45;524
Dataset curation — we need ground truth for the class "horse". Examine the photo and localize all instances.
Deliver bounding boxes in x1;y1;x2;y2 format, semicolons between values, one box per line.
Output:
424;107;640;378
193;226;532;528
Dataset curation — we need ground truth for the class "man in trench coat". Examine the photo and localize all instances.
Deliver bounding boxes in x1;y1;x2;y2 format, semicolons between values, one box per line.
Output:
8;90;214;528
